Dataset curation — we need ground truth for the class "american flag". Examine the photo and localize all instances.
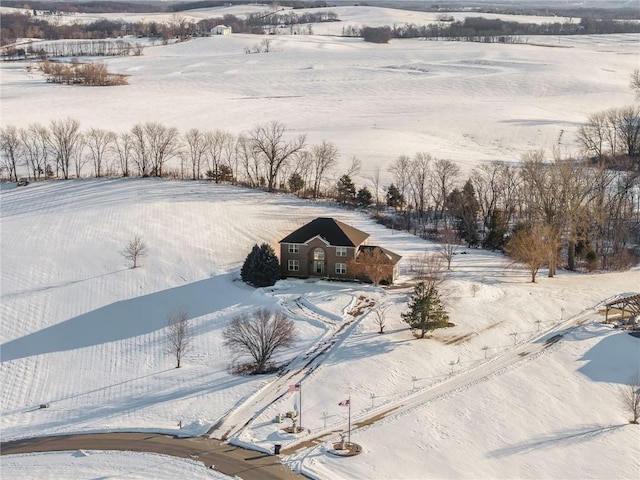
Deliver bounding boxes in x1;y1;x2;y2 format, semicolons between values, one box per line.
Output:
338;399;350;407
288;384;301;392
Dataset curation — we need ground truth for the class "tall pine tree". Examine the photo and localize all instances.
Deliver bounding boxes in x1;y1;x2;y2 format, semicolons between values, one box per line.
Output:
241;243;280;287
401;282;449;338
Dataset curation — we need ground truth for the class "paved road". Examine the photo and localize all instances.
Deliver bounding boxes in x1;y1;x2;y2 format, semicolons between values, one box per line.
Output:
1;432;302;480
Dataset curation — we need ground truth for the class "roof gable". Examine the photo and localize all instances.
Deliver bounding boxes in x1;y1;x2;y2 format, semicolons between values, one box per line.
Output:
280;217;369;247
358;245;402;265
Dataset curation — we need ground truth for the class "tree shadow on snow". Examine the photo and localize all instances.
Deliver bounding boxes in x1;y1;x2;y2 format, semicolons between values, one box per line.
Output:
1;272;252;363
487;424;625;458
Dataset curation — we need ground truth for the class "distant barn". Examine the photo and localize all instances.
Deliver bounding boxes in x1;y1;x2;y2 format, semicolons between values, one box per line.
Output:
211;25;232;35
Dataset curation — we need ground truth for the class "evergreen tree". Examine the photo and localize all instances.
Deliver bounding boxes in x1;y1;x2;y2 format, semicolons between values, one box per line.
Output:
356;186;372;207
446;179;479;247
401;282;449;338
386;183;404;211
483;208;508;250
288;172;304;194
336;174;356;205
241;243;280;287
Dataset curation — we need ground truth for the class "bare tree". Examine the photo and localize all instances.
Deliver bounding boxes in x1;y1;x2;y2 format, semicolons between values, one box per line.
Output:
430;158;460;231
184;128;207;180
410;251;446;288
121;235;148;268
114;131;133;177
372;305;388;334
248;121;306;192
619;371;640;424
236;134;261;187
439;229;459;270
345;155;361;178
349;247;394;286
630;69;640;100
310;140;338;199
165;306;193;368
222;309;296;374
130;124;150;176
86;127;115;178
367;162;383;214
145;122;182;177
20;124;49;180
0;125;21;181
204;129;227;182
72;135;88;178
409;152;433;229
615;105;640;158
49;117;83;179
504;225;549;283
388;154;412;210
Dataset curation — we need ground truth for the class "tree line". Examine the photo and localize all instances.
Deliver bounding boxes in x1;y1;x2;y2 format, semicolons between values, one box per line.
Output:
2;108;638;273
0;9;340;48
4;8;639;49
346;16;640;43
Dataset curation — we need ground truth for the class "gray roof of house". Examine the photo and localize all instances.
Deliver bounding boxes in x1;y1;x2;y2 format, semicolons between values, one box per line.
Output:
358;245;402;265
279;217;370;247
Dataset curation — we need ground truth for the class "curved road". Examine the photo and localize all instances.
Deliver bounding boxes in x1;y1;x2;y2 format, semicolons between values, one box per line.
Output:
1;432;302;480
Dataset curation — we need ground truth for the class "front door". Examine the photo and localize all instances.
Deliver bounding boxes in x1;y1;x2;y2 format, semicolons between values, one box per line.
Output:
313;248;325;274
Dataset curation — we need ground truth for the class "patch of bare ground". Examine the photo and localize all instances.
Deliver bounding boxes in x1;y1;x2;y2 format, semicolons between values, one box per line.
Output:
385;282;414;290
280;431;340;455
282;406;402;455
436;332;475;345
353;406;401;429
347;296;375;317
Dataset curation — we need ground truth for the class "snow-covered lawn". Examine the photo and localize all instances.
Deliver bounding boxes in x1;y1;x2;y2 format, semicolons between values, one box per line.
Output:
1;179;638;479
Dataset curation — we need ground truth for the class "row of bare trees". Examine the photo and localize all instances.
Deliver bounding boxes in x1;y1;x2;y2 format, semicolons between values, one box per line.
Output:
2;116;638;272
0;119;338;194
382;148;638;273
577;105;640;164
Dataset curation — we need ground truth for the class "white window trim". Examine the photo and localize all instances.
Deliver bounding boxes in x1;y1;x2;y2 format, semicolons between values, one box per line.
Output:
288;244;299;254
335;263;347;274
336;246;347;257
288;259;300;271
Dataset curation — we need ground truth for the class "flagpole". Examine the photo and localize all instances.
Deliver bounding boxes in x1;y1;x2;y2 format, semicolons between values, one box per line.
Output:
299;382;302;432
347;396;351;445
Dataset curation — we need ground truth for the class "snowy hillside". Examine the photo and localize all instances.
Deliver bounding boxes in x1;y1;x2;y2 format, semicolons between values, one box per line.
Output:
1;179;638;478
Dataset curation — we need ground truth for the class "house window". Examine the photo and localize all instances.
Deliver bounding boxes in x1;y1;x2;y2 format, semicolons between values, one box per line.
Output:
335;263;347;275
288;259;300;271
313;248;325;274
336;246;347;257
288;244;299;254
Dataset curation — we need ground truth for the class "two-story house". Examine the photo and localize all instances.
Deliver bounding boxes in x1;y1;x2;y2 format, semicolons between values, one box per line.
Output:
279;217;401;284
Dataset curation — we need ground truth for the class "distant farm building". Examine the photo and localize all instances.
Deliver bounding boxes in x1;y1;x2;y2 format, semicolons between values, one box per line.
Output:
211;25;232;35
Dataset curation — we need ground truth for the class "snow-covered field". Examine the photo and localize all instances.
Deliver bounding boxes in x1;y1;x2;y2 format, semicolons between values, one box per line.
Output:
1;4;640;479
1;179;638;478
1;6;637;177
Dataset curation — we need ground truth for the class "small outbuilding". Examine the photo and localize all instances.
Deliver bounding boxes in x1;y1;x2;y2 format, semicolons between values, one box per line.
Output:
211;25;232;35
